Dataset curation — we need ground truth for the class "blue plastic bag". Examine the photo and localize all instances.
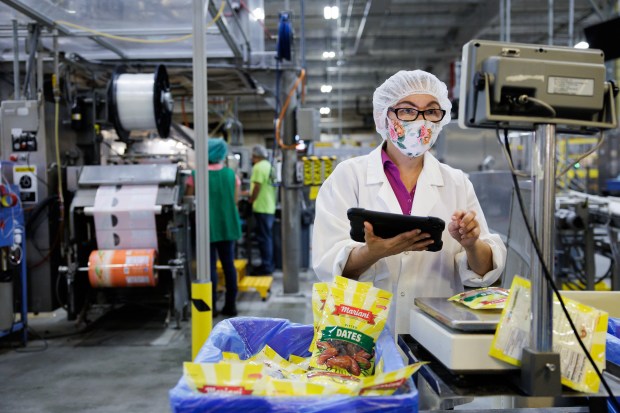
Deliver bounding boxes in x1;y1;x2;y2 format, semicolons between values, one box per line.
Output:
609;317;620;338
607;318;620;413
169;317;418;413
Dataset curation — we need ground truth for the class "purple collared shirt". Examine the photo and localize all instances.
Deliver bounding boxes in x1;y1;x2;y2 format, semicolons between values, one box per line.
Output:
381;148;416;215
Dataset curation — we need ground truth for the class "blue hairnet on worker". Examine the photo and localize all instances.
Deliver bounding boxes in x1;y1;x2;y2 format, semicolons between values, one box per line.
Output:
208;138;228;164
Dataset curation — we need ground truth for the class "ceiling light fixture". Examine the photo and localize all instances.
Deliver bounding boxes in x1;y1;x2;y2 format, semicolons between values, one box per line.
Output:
320;85;333;93
320;107;331;115
322;51;336;59
250;8;265;21
324;6;339;20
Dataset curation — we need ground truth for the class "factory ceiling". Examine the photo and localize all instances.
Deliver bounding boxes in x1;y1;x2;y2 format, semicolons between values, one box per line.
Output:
0;0;616;135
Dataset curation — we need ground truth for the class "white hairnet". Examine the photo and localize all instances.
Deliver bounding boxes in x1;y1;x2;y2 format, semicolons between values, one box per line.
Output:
252;144;269;158
373;70;452;140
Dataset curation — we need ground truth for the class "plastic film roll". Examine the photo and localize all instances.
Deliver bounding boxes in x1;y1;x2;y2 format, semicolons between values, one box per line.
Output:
115;74;157;130
108;65;172;140
88;249;158;288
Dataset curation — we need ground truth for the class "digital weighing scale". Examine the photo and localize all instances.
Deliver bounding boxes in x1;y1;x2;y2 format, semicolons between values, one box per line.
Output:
409;297;518;373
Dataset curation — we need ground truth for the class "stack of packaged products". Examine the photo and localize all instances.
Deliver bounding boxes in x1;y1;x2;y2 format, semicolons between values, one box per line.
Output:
170;276;423;412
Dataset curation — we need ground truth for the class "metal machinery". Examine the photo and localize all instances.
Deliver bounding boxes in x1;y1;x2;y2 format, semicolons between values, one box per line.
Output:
61;163;192;327
404;39;619;410
0;0;269;331
54;64;194;327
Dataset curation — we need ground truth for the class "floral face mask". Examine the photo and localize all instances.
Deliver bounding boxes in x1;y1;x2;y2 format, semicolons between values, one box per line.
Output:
387;118;442;158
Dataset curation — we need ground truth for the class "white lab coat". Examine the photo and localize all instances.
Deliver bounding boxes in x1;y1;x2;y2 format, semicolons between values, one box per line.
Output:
311;144;507;334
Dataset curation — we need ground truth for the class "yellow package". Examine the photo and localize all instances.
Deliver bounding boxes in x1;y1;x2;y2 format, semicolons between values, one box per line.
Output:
183;361;264;395
254;375;356;396
309;276;392;377
247;344;307;379
221;351;241;361
448;287;510;309
289;354;311;370
359;363;427;396
489;276;608;393
309;282;330;352
304;370;362;393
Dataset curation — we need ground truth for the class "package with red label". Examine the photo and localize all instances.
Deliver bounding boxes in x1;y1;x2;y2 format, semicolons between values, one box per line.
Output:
183;361;264;395
308;276;392;377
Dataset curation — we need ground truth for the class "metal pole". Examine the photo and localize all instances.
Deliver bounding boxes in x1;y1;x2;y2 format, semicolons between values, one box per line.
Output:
568;0;574;46
12;19;20;100
281;72;300;294
191;0;212;360
193;0;209;283
520;123;561;396
499;0;505;41
300;0;306;70
506;0;511;42
547;0;554;45
531;123;555;352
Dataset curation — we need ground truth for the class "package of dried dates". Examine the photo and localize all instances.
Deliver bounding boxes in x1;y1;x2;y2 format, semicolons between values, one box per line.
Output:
309;276;392;377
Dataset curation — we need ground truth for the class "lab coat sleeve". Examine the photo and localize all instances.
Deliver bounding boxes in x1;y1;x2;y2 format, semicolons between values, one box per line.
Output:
454;177;507;287
311;162;363;282
311;160;390;283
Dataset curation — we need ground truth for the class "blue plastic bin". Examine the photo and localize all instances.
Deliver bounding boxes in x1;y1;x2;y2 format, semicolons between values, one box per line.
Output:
608;318;620;413
169;317;418;413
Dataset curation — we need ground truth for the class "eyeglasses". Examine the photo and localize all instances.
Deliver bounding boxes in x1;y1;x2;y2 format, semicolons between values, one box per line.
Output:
388;107;446;123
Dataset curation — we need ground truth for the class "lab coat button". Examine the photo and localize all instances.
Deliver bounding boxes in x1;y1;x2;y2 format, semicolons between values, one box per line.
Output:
400;291;405;297
404;251;409;255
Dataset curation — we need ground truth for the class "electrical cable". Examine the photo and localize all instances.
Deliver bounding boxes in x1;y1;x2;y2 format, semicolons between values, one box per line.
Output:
274;68;306;150
556;129;606;178
502;128;620;410
494;128;529;178
517;94;557;117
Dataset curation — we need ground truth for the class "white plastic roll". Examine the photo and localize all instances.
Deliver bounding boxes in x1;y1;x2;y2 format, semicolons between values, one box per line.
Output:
115;73;156;130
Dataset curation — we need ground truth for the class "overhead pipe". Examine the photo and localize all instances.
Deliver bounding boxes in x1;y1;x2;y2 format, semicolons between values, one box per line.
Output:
208;0;243;60
343;0;354;34
224;0;251;61
351;0;372;56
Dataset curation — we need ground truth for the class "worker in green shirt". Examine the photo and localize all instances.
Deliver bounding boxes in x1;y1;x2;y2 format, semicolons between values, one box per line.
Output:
249;144;276;275
208;138;242;316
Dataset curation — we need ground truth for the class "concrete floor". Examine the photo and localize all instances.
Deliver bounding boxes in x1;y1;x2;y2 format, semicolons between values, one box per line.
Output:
0;270;315;413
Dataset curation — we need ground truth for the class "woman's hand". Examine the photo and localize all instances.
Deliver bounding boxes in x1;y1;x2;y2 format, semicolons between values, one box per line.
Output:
342;221;436;279
363;221;434;259
448;210;480;248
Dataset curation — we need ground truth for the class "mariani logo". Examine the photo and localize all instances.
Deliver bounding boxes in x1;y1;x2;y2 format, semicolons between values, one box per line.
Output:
333;304;376;324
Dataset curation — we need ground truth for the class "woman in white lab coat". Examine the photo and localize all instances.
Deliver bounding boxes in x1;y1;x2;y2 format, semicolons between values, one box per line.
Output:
312;70;507;334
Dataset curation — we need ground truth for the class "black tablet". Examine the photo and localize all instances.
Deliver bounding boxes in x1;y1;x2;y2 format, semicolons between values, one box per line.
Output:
347;208;445;252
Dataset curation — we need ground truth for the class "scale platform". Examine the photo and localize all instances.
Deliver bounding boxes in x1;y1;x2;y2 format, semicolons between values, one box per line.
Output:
410;297;518;373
